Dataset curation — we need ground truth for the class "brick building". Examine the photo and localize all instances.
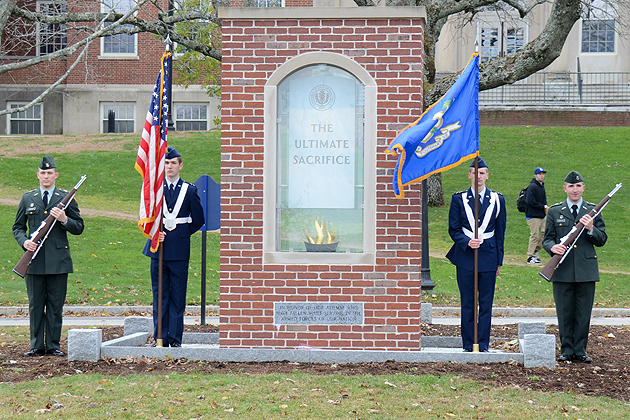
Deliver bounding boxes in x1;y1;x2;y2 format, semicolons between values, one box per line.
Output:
1;0;219;135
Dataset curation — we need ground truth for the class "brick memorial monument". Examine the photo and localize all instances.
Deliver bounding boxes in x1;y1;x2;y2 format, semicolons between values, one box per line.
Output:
219;6;426;351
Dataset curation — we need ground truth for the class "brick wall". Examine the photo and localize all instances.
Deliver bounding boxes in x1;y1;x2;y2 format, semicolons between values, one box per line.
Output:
220;8;426;350
481;109;630;127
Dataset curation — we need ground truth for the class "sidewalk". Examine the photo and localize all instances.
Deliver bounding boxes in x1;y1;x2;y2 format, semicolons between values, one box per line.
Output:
0;305;627;327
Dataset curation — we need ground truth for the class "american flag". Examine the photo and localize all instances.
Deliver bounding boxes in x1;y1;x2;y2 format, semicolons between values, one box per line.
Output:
135;51;171;252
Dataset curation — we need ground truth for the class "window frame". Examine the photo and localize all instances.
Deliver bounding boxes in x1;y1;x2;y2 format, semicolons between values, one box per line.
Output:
36;0;68;56
100;102;136;134
100;0;138;58
7;103;44;135
262;52;377;265
174;103;210;131
476;10;529;63
580;0;617;54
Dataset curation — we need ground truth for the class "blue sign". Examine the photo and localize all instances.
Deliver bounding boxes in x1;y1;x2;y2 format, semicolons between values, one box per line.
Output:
195;175;220;231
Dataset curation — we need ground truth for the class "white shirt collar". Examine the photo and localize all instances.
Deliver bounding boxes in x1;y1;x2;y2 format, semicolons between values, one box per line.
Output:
470;186;487;199
39;186;54;196
166;178;180;189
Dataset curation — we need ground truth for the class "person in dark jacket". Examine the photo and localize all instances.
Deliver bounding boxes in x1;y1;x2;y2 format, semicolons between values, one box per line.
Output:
13;156;84;357
543;170;606;363
446;157;506;352
525;167;548;265
143;146;204;347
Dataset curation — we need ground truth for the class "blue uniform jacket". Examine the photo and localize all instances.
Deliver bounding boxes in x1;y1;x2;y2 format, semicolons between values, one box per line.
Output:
142;179;205;261
446;187;507;272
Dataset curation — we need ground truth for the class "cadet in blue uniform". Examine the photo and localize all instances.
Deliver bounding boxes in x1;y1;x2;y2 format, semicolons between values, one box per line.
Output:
143;147;204;347
446;158;506;352
543;170;606;363
13;156;84;357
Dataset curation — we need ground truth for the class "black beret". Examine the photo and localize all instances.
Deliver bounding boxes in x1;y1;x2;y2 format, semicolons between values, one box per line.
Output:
564;170;584;184
39;155;56;169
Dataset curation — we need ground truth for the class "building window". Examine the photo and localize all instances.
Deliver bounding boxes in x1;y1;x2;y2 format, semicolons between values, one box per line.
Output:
101;103;135;133
581;0;615;53
8;104;43;135
479;25;526;63
506;27;524;56
101;0;137;56
37;1;67;56
480;27;499;63
275;64;365;253
175;104;208;131
255;0;283;6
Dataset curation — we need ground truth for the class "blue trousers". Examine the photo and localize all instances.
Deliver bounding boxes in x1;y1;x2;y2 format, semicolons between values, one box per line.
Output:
150;259;189;346
456;267;497;351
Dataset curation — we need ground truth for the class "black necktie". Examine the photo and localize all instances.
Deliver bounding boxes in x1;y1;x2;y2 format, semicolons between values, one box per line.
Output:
572;204;578;220
169;184;174;197
43;190;48;208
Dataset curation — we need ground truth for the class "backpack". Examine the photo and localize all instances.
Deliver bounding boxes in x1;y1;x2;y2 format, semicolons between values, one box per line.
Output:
516;187;528;212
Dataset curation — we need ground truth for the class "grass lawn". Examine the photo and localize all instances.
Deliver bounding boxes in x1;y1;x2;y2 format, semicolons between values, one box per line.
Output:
423;126;630;307
0;131;220;306
2;127;630;415
1;126;629;308
0;369;628;419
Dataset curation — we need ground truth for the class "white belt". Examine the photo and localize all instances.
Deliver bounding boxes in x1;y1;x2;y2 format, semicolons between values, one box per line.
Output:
163;216;193;231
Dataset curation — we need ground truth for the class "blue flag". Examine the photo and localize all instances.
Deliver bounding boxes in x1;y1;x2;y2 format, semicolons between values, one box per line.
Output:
386;53;480;198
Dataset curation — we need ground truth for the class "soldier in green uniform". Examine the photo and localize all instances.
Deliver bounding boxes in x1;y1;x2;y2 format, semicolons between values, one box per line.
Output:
542;170;607;363
12;156;84;357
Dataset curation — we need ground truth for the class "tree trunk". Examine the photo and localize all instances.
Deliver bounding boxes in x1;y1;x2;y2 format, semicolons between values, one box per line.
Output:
426;173;444;207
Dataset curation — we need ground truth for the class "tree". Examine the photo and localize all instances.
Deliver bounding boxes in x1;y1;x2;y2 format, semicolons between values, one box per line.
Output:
374;0;626;205
1;0;623;151
171;0;222;102
0;0;224;116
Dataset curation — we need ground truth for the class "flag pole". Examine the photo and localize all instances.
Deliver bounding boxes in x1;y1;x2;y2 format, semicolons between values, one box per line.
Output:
473;156;480;353
156;38;171;348
156;219;164;347
471;39;480;354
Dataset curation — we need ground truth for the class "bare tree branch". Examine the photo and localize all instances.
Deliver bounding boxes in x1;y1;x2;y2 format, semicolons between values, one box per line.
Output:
0;0;149;75
0;37;93;116
426;0;582;105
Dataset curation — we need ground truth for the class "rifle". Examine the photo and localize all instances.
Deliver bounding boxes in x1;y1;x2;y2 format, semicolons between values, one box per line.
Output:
538;183;622;282
13;175;87;278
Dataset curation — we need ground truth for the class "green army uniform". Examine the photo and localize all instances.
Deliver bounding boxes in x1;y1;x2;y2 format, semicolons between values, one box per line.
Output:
542;172;606;360
12;157;84;354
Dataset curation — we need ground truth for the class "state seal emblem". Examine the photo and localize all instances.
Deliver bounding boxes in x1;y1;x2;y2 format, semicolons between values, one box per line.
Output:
309;85;335;111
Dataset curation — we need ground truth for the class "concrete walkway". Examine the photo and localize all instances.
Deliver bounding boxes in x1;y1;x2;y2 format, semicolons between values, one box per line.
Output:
0;305;627;327
5;305;627;368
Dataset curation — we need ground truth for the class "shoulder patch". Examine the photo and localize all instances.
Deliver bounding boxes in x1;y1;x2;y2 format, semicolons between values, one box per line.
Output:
454;190;466;195
550;202;563;208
